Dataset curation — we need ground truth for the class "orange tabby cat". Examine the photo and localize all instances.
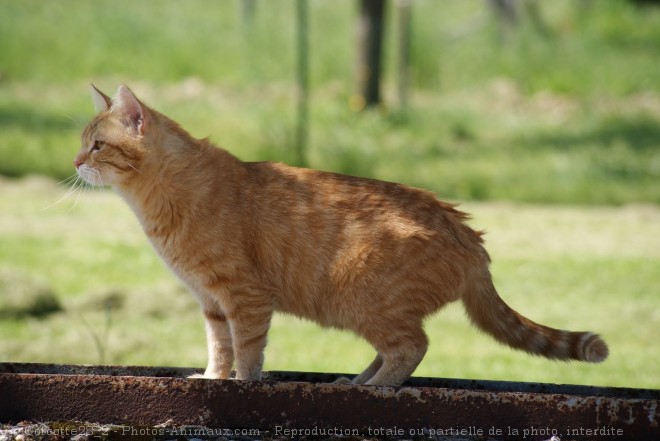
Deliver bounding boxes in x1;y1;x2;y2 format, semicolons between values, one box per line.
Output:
74;84;608;385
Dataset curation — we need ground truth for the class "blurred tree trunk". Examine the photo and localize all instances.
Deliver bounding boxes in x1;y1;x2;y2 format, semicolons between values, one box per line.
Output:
241;0;257;27
489;0;552;39
294;0;309;166
396;0;412;110
356;0;387;109
489;0;518;33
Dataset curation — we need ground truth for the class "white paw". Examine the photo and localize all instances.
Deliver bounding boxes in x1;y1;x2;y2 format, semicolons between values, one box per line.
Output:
188;372;225;380
333;376;353;384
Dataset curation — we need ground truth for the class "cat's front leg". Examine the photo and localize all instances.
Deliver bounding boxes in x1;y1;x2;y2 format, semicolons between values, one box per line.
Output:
228;303;273;381
194;310;234;379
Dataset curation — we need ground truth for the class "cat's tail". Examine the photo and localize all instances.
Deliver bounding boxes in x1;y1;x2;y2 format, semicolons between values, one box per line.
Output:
461;274;608;363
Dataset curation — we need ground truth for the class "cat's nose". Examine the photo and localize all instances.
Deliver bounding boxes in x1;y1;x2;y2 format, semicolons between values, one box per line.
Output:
74;158;83;169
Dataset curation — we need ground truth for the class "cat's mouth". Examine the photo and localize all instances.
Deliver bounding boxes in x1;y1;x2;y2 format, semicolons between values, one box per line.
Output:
76;164;104;187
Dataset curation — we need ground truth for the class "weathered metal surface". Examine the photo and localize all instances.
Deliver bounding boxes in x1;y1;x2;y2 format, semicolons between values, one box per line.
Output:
0;362;658;440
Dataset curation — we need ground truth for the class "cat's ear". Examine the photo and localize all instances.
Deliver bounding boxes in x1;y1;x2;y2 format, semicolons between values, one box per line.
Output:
113;85;149;136
90;84;112;113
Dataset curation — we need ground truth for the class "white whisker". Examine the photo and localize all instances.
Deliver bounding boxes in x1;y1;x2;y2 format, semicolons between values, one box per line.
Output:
89;168;103;187
56;174;79;186
42;176;83;211
125;161;142;175
45;162;108;212
67;180;85;213
58;111;84;130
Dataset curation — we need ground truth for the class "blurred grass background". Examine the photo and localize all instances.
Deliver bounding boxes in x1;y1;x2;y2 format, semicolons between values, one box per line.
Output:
1;0;659;203
0;0;658;388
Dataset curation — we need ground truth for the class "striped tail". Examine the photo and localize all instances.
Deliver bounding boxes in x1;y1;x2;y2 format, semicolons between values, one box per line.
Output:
462;276;608;363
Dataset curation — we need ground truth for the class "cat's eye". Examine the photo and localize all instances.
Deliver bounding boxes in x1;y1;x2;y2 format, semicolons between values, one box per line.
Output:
90;140;104;152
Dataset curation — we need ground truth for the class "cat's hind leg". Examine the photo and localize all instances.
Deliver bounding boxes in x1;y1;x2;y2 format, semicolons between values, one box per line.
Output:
363;325;428;386
229;300;273;381
332;354;383;384
351;354;383;384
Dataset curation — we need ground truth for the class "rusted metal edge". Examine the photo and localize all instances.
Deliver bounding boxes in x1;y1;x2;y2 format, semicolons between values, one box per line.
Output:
1;362;658;441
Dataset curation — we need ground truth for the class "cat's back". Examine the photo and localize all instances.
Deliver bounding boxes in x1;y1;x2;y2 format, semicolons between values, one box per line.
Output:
244;161;484;249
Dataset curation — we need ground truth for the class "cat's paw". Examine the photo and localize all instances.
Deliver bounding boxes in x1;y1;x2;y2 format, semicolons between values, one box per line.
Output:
188;371;224;380
333;376;354;384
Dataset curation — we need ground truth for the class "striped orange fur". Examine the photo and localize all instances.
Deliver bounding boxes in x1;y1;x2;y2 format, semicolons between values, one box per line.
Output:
74;85;608;385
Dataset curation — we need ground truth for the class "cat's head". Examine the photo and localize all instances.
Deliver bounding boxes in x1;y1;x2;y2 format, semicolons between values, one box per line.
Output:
74;84;156;188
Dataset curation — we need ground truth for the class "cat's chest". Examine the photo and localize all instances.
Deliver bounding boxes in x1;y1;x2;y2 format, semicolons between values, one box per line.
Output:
145;224;203;268
148;233;186;268
147;233;207;290
144;222;236;288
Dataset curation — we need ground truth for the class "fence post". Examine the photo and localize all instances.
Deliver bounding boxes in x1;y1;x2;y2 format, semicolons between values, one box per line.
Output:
356;0;386;109
294;0;309;166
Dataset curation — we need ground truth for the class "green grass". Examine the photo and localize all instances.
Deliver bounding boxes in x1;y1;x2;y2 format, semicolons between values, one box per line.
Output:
1;178;658;389
1;0;659;204
0;0;659;390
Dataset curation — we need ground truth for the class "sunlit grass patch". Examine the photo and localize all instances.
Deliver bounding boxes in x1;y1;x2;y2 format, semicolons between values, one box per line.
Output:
0;179;658;388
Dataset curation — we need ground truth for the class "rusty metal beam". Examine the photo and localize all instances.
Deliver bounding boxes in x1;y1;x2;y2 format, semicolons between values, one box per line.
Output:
1;363;658;440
